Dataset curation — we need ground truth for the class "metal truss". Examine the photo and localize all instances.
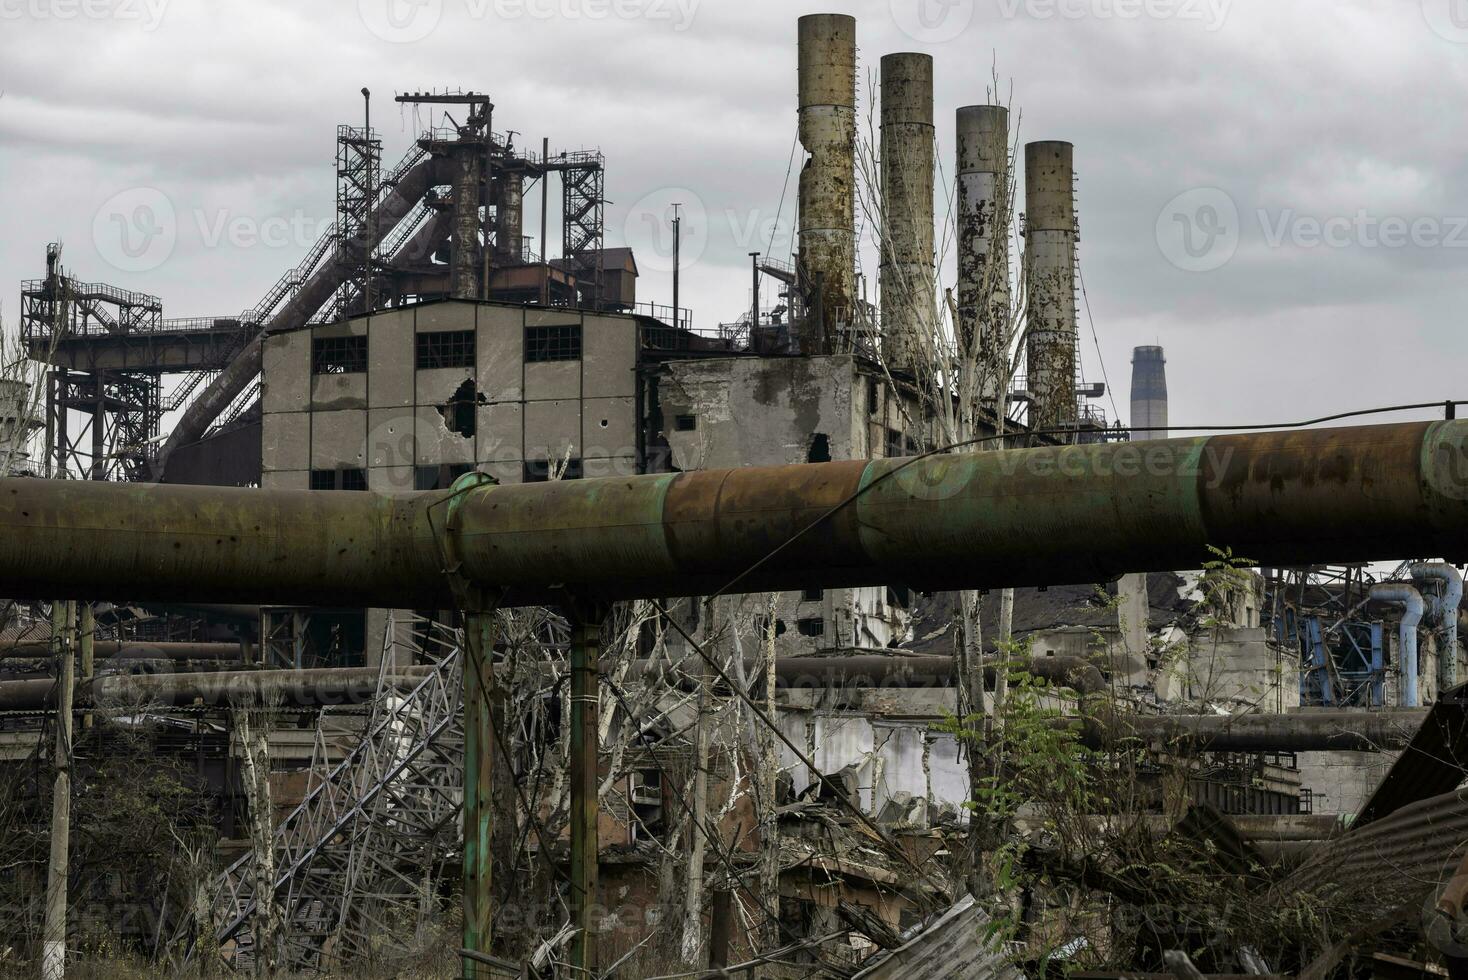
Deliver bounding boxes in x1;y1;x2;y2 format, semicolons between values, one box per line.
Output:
333;124;382;321
213;613;465;972
47;368;161;481
560;151;605;308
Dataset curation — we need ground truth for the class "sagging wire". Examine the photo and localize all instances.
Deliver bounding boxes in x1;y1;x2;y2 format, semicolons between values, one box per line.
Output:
646;597;953;909
704;399;1468;604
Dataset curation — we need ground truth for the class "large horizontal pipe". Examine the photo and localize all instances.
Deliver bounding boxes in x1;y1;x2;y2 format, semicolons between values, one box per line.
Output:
3;421;1468;608
1077;707;1428;753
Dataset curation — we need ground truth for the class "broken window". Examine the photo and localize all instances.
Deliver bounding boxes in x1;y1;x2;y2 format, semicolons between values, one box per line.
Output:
311;335;368;375
415;329;476;370
867;378;880;416
807;433;831;463
414;462;474;491
802;587;823;602
309;468;368;491
523;458;583;482
674;414;697;431
437;378;485;438
796;617;825;638
525;324;582;362
753;615;787;637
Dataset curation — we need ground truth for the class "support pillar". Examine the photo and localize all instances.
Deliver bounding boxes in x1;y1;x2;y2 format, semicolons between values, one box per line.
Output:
568;605;604;976
42;599;75;980
461;611;494;979
79;603;94;730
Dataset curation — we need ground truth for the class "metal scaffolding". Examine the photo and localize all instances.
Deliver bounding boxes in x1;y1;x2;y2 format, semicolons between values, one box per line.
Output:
212;613;464;972
333;124;383;320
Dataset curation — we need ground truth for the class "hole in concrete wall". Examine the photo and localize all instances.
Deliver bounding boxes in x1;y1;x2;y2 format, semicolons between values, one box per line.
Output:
807;433;831;463
437;378;487;438
675;414;697;432
599;419;609;429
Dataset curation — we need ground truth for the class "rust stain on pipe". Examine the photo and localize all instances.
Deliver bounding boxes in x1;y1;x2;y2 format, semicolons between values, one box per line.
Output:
0;421;1466;608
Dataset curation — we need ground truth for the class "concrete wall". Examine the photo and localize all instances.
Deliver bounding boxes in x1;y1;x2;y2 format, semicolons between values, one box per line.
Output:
1294;748;1399;817
261;300;641;491
657;355;926;653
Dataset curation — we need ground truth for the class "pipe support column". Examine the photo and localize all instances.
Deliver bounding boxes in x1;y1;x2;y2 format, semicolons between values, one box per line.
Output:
569;603;605;976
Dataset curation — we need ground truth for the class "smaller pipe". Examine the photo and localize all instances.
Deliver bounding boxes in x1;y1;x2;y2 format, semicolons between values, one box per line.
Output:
1371;583;1425;706
1411;562;1462;689
1076;706;1427;753
0;640;244;661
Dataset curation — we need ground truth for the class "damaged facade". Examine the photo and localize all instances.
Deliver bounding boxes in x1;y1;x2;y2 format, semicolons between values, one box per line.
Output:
2;9;1467;980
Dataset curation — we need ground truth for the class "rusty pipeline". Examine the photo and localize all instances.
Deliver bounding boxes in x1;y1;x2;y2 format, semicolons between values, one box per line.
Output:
1;421;1467;608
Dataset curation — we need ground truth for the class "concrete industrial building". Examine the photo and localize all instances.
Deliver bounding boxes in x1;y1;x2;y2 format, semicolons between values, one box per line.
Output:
3;9;1465;980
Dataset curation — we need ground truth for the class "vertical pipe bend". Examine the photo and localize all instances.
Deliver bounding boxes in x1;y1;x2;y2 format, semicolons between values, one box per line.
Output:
1411;562;1462;689
1371;582;1425;706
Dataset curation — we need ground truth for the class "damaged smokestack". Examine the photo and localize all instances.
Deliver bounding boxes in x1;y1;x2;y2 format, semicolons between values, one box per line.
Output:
878;52;934;372
797;13;856;354
1023;140;1078;433
956;104;1010;401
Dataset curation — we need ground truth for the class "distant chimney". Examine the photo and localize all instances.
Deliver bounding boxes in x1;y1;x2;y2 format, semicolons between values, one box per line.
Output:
1023;140;1077;432
878;52;934;371
956;104;1009;401
797;13;856;354
1130;345;1168;442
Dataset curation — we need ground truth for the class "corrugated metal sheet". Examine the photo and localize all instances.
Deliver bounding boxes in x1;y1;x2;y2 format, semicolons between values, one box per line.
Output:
1280;785;1468;926
1355;682;1468;826
851;895;1022;980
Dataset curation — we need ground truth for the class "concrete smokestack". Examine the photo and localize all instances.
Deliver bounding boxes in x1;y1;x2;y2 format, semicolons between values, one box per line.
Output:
1023;140;1077;432
878;52;934;371
1129;345;1168;442
956;105;1010;398
797;13;856;354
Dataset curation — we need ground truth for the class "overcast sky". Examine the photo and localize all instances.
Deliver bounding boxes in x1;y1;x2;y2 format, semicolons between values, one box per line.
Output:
2;0;1466;433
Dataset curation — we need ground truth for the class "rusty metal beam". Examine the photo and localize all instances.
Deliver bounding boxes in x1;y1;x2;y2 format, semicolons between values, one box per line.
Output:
3;421;1468;608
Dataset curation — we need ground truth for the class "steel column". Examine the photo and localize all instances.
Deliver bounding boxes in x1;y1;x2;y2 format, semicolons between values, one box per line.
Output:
569;606;604;975
461;611;494;978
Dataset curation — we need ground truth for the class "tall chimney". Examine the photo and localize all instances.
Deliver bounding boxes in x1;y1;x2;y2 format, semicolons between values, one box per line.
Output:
1130;346;1168;442
878;52;934;371
1023;140;1077;432
797;13;856;354
956;104;1010;400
